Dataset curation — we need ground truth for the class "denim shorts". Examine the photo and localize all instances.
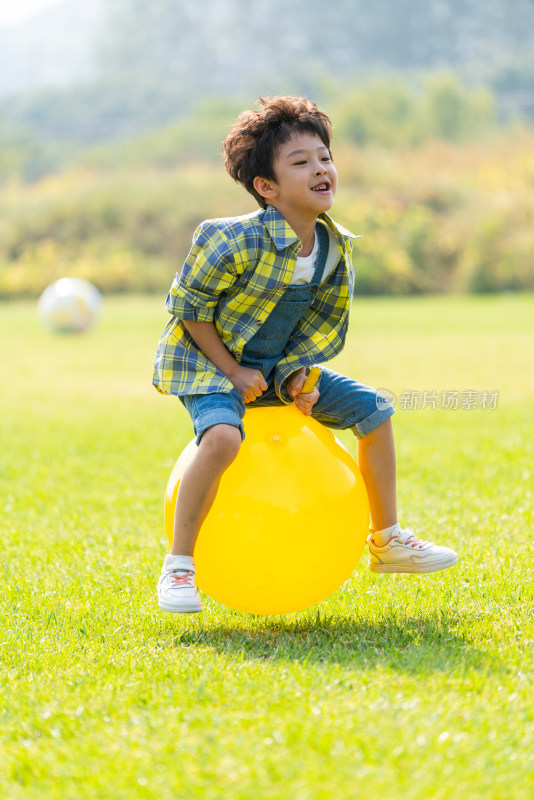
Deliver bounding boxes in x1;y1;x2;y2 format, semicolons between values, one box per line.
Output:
180;366;395;444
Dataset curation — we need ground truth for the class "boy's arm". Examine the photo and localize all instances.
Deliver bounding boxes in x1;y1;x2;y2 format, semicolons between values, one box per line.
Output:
166;221;240;323
183;320;267;404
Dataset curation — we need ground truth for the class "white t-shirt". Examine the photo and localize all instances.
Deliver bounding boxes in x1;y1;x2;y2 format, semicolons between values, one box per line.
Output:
290;224;340;285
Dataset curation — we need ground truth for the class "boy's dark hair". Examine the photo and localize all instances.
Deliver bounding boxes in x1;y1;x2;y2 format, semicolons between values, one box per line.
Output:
223;96;333;209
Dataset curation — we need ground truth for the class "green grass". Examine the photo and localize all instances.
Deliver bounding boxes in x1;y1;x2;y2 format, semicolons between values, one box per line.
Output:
1;294;533;800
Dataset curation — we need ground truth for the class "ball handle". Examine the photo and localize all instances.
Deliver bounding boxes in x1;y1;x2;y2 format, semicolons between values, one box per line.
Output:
301;366;321;394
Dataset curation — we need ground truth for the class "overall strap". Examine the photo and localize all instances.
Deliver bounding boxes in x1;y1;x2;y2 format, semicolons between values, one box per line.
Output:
311;222;330;285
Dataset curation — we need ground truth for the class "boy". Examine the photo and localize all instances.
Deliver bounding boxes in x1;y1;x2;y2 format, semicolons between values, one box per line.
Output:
153;96;457;613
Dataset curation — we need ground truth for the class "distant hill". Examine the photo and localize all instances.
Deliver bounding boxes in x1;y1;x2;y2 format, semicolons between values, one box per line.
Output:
0;0;533;143
0;0;102;95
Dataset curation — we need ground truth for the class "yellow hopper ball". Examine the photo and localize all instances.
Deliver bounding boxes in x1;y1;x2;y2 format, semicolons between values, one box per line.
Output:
164;404;369;615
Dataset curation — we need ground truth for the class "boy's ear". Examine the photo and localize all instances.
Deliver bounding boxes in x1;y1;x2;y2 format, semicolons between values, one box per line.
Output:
253;176;278;201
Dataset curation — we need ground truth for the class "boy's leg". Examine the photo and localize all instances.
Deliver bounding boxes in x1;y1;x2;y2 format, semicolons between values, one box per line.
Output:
309;368;457;574
171;424;242;556
158;390;245;613
357;416;397;532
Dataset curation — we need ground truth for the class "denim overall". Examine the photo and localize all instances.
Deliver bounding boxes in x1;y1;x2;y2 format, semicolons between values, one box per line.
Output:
240;223;330;380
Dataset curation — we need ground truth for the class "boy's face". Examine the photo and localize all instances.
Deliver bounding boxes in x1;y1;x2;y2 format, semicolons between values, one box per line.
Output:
254;131;338;220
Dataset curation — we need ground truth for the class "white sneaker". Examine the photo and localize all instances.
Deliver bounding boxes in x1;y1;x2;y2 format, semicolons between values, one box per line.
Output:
367;528;458;574
157;567;203;613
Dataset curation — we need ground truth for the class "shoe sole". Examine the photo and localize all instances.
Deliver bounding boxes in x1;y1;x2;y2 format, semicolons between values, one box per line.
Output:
369;554;458;574
158;599;203;613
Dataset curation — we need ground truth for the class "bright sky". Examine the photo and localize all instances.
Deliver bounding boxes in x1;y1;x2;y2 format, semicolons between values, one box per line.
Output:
0;0;63;28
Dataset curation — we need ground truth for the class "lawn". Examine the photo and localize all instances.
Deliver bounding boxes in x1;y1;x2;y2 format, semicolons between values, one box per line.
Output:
1;294;533;800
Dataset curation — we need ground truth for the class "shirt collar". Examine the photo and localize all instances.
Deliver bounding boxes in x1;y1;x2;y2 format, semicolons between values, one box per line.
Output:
263;205;301;250
319;211;360;244
263;205;359;251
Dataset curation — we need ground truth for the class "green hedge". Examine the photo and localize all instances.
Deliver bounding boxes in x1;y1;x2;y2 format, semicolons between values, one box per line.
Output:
1;131;533;298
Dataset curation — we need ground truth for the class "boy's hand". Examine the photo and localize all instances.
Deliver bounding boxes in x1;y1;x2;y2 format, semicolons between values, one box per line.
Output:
229;366;268;404
287;369;320;416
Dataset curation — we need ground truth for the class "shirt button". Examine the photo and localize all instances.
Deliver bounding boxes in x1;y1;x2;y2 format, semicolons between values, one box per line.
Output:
256;320;262;326
311;286;318;293
282;284;289;289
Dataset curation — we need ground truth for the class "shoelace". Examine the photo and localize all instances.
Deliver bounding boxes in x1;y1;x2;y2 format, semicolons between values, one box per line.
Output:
395;529;429;550
170;570;194;587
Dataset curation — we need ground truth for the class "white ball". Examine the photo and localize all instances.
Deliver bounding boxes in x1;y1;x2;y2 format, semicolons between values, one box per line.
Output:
38;278;102;334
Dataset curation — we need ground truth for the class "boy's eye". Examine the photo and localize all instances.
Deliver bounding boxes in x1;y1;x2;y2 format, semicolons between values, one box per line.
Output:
293;160;307;166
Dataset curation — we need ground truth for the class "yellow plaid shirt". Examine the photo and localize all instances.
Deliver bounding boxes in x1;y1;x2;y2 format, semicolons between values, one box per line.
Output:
153;204;359;402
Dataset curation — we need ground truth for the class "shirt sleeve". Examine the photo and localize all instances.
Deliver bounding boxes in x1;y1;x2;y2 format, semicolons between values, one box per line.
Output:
165;221;239;322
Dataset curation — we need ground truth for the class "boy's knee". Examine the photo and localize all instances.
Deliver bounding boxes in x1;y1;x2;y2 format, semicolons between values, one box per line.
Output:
200;423;242;463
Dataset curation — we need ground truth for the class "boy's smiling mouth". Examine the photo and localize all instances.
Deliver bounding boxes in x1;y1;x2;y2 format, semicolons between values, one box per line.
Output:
311;181;331;193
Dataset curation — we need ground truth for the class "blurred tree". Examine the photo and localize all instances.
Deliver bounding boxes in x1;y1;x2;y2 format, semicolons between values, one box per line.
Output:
334;80;421;147
422;74;496;141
